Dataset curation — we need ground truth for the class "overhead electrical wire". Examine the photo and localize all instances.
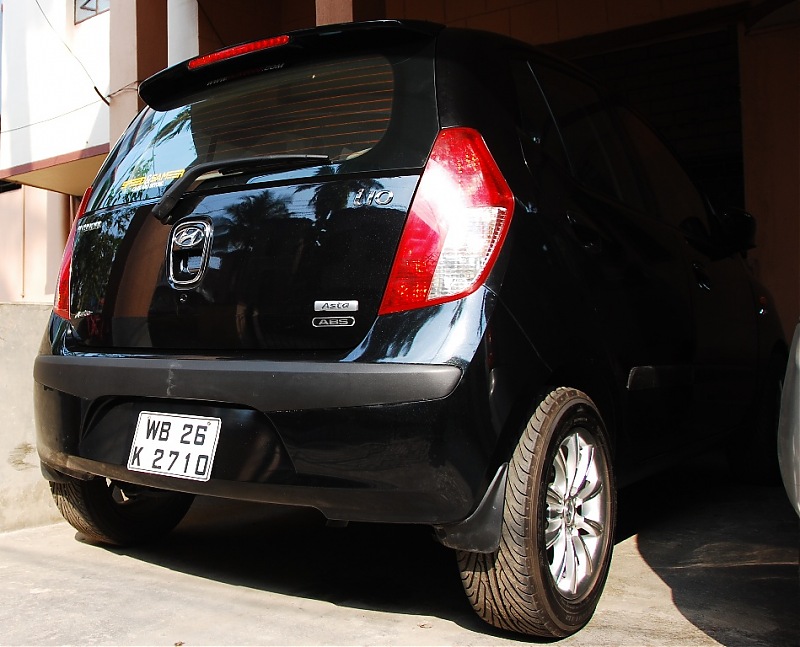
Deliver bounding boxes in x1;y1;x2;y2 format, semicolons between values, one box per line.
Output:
2;2;113;134
32;0;110;106
0;100;101;134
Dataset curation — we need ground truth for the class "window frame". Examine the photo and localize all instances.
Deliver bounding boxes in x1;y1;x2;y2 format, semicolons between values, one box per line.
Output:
74;0;110;25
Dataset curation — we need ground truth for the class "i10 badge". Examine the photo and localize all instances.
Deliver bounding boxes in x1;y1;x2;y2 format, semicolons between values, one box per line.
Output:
353;189;393;206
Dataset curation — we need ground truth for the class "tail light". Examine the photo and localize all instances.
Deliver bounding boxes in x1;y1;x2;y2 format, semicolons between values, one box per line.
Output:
379;128;514;315
54;186;92;320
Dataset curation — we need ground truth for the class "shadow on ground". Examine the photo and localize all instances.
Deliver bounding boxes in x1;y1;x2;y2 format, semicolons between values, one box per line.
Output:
109;496;521;640
618;452;799;647
94;451;798;645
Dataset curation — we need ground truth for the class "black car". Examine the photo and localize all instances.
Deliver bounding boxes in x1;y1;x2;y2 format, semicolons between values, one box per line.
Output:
33;20;785;638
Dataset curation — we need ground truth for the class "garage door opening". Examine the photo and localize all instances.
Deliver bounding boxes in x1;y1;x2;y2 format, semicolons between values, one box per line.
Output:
572;29;744;213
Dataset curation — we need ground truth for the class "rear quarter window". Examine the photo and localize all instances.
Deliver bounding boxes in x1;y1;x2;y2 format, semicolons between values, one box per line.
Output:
531;64;646;213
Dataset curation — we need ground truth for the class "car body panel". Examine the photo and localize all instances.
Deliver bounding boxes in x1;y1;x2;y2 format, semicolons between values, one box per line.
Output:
70;173;421;350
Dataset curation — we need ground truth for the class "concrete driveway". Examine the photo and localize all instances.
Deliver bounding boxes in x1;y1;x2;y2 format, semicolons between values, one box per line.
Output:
0;452;797;646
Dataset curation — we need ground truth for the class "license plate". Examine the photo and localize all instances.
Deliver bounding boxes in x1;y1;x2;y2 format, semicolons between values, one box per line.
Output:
128;411;221;482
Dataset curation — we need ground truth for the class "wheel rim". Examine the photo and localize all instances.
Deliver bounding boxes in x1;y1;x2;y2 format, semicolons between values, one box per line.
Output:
544;427;610;601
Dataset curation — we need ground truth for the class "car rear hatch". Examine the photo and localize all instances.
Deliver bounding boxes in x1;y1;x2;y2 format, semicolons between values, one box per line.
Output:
64;22;441;351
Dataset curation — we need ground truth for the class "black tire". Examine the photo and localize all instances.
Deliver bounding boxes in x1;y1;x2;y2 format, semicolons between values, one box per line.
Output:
457;387;616;638
728;352;786;484
50;477;194;546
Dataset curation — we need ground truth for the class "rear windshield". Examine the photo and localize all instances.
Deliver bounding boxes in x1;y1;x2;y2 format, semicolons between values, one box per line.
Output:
90;48;437;211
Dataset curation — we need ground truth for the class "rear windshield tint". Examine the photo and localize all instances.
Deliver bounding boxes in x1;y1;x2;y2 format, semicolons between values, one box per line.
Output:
90;50;435;211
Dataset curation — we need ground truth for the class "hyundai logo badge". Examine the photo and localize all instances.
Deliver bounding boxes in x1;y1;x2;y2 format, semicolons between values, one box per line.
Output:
174;226;206;248
168;219;213;288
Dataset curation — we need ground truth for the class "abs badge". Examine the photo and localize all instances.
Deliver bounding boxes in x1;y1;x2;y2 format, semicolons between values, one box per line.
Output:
313;300;357;327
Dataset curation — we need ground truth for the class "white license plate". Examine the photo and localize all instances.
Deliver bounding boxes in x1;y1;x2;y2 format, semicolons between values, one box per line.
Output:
128;411;221;482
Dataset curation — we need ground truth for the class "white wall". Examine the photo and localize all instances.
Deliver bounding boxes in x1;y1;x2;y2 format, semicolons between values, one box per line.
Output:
167;0;198;66
22;186;69;303
0;187;23;302
0;303;62;532
0;188;66;531
0;0;110;173
0;185;68;304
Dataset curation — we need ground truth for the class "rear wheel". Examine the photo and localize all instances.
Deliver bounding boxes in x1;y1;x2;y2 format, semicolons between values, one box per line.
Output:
458;387;615;638
50;477;194;546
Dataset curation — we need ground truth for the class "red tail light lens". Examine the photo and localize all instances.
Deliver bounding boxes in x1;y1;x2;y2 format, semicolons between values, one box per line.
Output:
188;35;290;70
54;186;92;320
379;128;514;315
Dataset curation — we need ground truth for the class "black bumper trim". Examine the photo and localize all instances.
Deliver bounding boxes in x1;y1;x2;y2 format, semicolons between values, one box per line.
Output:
34;355;462;411
39;456;463;524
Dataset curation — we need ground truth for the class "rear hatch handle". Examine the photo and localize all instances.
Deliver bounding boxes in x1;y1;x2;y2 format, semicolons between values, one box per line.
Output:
151;154;331;223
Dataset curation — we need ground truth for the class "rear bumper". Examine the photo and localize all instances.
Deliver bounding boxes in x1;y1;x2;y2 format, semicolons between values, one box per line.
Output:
33;351;499;525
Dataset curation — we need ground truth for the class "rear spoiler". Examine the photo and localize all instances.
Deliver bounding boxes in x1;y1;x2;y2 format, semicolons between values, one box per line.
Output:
139;20;443;111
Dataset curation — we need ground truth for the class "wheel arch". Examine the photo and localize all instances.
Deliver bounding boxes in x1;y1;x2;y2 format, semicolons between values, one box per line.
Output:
489;351;622;475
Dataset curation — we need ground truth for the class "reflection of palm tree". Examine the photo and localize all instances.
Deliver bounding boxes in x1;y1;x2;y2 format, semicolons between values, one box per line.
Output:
73;228;117;311
216;189;298;345
95;108;195;209
70;209;137;341
346;299;469;363
223;190;292;253
388;299;468;359
296;174;385;246
152;107;191;147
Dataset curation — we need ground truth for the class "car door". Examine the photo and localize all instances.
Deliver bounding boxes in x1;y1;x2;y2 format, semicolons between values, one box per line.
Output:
618;107;759;439
515;60;696;467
